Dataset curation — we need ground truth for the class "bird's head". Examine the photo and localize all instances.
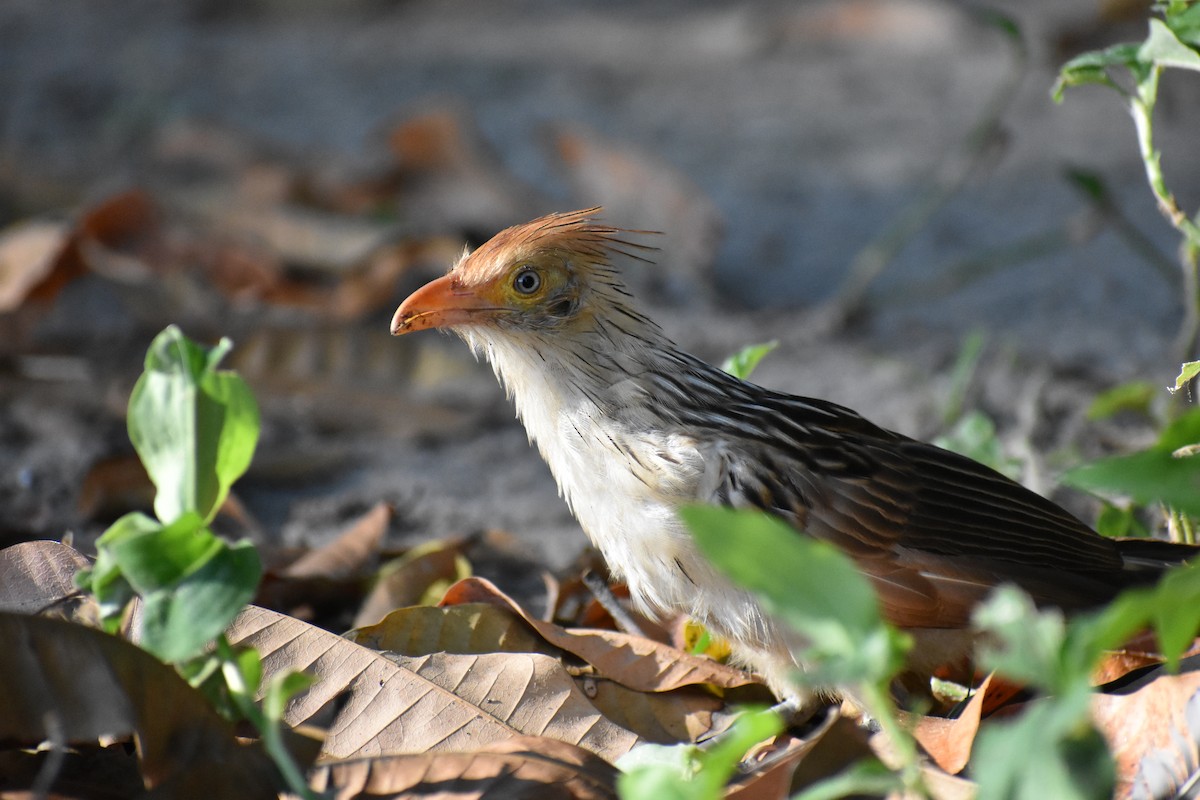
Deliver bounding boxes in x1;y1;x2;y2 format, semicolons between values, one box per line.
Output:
390;208;658;342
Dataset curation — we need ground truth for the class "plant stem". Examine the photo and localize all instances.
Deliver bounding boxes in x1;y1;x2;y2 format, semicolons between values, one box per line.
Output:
1131;67;1200;358
858;681;926;796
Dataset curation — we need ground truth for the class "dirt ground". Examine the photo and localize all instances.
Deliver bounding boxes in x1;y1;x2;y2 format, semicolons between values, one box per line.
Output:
2;0;1198;567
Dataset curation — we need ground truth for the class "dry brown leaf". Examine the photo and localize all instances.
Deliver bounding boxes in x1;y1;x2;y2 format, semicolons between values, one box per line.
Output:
0;612;278;798
308;735;618;800
1092;664;1200;800
0;189;161;315
0;219;73;312
76;452;155;522
351;603;739;746
389;651;641;761
228;604;638;762
349;603;546;656
726;709;841;799
581;679;722;745
285;502;391;580
442;577;759;693
352;538;471;629
909;673;994;775
1092;631;1200;686
787;714;875;794
0;540;95;623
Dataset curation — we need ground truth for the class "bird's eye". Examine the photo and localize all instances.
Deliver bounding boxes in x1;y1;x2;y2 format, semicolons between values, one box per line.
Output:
512;267;541;295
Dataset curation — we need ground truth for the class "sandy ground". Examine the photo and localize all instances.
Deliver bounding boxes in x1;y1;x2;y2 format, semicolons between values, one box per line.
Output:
1;0;1197;564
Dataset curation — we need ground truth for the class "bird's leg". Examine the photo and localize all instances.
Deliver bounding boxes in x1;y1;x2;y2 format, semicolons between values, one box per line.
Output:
580;568;648;638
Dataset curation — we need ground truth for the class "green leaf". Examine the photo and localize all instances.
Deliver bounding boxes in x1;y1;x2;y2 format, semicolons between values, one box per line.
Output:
1170;360;1200;394
1167;2;1200;47
139;540;261;662
721;341;778;381
616;708;783;800
934;411;1021;480
972;686;1113;800
128;325;260;525
1086;380;1158;420
1063;448;1200;516
1148;564;1200;671
1052;43;1143;101
1156;406;1200;450
264;670;314;723
972;587;1069;692
1094;502;1149;538
109;512;222;594
1140;18;1200;72
680;506;908;686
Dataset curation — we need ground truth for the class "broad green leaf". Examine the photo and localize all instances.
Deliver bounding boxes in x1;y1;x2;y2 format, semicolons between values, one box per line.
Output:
972;686;1113;800
1094;502;1149;538
1167;2;1200;47
139;540;261;662
89;511;162;591
1170;360;1200;394
721;341;778;381
1149;564;1200;670
1156;406;1200;450
1140;18;1200;72
128;326;259;525
1086;380;1157;420
972;587;1069;692
1062;448;1200;517
681;506;908;685
109;512;221;594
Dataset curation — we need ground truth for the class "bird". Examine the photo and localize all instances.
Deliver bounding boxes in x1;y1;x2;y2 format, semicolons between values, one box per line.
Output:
390;207;1193;700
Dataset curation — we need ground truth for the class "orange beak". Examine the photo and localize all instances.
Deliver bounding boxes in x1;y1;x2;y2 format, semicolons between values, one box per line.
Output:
390;273;500;335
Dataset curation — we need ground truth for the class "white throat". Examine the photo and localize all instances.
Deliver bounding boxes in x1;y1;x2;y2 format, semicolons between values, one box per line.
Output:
456;325;773;649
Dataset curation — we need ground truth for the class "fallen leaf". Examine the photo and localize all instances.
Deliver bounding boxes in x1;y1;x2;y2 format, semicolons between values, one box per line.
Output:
351;602;746;746
0;540;95;623
0;219;73;312
228;604;639;762
441;577;760;693
391;650;641;760
726;708;840;799
0;612;279;798
581;680;723;746
352;538;471;629
309;735;619;800
349;603;547;656
1092;660;1200;800
284;502;391;580
909;673;994;774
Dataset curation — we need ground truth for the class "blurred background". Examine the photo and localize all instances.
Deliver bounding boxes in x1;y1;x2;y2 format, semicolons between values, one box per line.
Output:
2;0;1198;566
